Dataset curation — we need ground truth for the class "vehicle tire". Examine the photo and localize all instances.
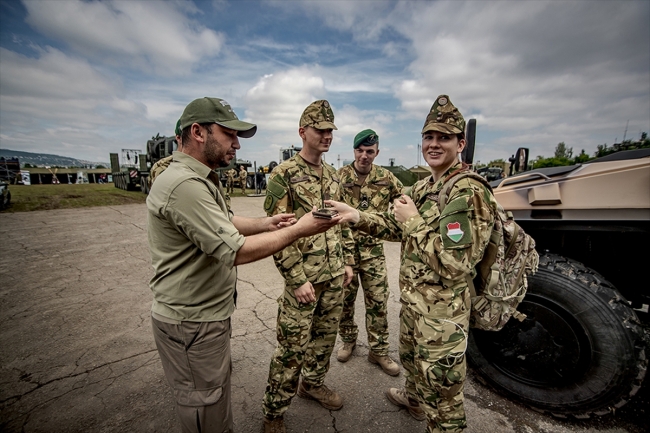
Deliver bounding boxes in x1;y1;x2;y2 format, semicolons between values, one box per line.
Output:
140;178;149;194
467;253;648;418
268;161;278;172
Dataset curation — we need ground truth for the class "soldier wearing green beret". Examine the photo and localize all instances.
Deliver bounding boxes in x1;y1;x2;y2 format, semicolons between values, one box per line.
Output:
261;100;355;433
326;95;499;433
147;97;342;433
149;119;183;187
336;129;403;376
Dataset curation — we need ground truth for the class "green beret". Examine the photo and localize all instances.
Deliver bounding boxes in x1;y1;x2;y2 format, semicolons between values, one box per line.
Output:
422;95;465;135
353;129;379;149
174;119;181;136
180;97;257;138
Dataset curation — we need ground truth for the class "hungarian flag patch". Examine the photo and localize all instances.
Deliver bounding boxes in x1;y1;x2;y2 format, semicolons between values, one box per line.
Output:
446;222;464;243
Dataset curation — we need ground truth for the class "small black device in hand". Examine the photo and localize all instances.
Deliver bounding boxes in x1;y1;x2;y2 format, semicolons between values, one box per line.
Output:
313;208;338;219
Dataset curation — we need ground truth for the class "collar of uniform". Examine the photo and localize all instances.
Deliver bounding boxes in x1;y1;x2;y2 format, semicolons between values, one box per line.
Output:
296;153;323;172
430;160;463;191
352;162;375;178
172;151;213;178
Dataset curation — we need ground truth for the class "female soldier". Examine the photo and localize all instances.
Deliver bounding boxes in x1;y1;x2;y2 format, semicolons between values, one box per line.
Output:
327;95;498;433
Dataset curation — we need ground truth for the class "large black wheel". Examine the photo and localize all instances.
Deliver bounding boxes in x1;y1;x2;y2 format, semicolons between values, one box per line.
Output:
467;253;647;417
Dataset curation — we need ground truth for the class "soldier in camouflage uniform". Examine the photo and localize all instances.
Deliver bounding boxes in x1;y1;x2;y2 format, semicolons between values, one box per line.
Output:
226;167;236;193
149;119;182;187
326;96;498;433
261;100;355;433
239;165;247;194
336;129;403;376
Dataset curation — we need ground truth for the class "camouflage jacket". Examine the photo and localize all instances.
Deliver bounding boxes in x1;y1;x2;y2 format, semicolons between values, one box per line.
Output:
239;170;247;181
338;164;403;262
354;161;497;318
265;154;355;291
226;169;236;181
149;155;173;187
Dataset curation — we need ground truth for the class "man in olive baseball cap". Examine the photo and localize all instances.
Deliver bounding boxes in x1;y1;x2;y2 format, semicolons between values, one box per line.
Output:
148;97;341;433
180;97;257;138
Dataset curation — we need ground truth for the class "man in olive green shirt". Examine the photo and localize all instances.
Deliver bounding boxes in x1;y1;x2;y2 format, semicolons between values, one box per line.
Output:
147;97;342;433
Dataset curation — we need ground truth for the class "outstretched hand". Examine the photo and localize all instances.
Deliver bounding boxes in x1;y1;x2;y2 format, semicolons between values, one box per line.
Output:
267;213;297;231
393;195;419;223
293;207;342;237
323;200;360;224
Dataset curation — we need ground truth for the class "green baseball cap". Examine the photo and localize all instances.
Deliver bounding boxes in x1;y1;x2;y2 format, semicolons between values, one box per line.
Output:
421;95;465;135
174;119;181;136
353;129;379;149
299;100;337;130
180;97;257;138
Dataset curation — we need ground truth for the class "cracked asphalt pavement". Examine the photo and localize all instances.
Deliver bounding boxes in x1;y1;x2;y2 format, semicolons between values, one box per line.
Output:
0;197;647;433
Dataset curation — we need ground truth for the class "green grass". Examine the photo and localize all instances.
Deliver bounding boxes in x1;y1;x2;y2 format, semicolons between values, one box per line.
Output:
1;184;147;213
1;184;262;213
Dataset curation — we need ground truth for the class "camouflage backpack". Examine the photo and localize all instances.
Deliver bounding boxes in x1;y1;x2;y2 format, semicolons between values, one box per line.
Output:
438;169;539;331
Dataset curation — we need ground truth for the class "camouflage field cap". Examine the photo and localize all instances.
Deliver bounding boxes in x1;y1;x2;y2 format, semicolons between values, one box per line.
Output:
353;129;379;149
299;100;337;130
421;95;465;135
174;119;181;136
180;97;257;138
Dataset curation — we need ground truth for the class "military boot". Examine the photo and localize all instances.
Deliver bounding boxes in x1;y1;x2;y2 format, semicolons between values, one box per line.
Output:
297;381;343;410
263;416;286;433
368;351;400;376
385;388;426;421
336;341;356;362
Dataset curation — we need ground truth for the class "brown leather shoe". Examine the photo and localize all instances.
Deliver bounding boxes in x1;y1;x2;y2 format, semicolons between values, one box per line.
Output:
385;388;426;421
336;341;356;362
368;351;400;376
297;381;343;410
263;416;286;433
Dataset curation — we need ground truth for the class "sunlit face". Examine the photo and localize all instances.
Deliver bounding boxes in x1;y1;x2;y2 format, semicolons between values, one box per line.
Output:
204;124;240;168
299;126;333;153
353;144;379;174
421;130;465;176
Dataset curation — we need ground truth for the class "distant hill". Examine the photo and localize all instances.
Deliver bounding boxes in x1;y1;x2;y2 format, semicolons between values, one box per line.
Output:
0;149;109;168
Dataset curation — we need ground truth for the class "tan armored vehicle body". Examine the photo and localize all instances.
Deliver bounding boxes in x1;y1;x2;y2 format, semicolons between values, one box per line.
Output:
495;154;650;219
466;147;650;418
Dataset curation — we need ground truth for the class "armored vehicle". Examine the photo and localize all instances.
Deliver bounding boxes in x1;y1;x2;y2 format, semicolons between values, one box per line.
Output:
467;147;649;417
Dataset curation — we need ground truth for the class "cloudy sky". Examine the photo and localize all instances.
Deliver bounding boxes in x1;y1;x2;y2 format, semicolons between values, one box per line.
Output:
1;0;648;168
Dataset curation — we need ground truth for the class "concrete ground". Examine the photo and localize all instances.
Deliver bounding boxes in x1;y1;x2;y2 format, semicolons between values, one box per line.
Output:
0;197;647;433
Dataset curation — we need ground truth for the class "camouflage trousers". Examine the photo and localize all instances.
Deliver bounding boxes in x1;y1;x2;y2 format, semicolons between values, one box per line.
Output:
262;274;345;418
338;255;390;355
226;179;234;194
399;304;469;433
240;179;246;194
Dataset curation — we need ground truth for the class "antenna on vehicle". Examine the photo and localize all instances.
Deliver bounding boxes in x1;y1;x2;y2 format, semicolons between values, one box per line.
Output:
622;120;629;142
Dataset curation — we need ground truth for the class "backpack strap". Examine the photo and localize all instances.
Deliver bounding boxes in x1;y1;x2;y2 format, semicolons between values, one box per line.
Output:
438;164;493;213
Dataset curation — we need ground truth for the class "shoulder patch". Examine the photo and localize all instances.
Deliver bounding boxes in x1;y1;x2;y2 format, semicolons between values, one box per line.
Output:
263;194;276;213
440;199;471;249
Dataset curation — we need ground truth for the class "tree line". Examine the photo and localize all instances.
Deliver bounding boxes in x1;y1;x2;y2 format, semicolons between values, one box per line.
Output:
488;132;649;169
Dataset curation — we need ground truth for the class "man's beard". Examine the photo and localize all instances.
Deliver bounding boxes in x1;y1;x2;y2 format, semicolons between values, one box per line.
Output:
204;134;231;168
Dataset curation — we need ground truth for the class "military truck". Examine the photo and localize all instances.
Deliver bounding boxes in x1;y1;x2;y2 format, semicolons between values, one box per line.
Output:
110;134;177;193
463;141;649;417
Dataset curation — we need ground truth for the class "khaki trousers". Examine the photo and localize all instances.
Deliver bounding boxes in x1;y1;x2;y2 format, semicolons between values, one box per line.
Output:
152;316;233;433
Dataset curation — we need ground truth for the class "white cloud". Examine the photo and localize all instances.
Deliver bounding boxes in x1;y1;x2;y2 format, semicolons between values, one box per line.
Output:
387;1;650;162
22;0;224;76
